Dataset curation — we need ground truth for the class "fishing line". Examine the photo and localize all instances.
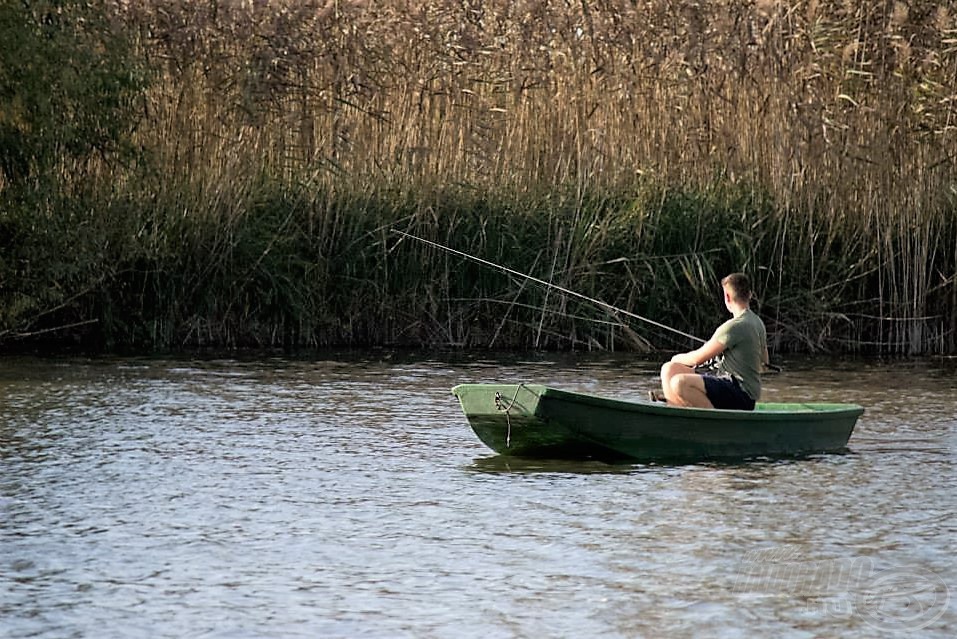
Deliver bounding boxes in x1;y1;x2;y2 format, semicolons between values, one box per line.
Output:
391;229;705;345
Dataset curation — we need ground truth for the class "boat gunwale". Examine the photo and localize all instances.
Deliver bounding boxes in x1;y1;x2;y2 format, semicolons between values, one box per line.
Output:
453;383;864;421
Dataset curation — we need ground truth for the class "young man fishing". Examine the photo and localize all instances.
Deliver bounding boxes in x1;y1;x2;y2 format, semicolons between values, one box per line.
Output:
657;273;768;410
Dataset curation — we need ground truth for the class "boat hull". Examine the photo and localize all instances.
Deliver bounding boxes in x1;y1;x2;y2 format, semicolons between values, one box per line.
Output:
452;384;864;461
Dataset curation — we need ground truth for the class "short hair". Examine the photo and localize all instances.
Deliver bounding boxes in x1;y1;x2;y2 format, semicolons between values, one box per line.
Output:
721;272;752;303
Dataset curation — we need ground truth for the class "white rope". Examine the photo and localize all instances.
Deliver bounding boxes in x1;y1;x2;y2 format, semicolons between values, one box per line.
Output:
494;383;527;448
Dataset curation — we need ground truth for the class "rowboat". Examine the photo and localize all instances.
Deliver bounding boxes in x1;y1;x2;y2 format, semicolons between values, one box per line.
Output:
451;383;864;462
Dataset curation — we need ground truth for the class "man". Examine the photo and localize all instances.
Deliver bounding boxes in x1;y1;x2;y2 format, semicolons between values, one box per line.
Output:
658;273;768;410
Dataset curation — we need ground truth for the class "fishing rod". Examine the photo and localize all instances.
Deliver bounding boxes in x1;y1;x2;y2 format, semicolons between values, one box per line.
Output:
391;229;706;345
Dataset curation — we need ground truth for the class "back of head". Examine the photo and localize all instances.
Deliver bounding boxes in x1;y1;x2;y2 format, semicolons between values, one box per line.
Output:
721;272;752;304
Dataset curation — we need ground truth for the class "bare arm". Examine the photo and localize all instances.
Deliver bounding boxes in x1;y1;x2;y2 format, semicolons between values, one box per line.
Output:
761;346;776;373
671;337;726;368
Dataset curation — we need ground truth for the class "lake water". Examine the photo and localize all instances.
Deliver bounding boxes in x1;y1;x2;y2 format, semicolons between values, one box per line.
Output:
1;353;954;638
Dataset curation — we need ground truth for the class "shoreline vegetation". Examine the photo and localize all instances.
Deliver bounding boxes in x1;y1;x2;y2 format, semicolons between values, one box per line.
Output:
1;1;955;354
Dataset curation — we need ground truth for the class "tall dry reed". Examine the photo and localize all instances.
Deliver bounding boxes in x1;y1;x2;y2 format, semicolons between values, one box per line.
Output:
6;0;956;352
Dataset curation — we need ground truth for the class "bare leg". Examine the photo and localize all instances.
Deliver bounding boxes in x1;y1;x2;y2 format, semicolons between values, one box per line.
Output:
660;362;714;408
660;361;693;404
670;374;714;408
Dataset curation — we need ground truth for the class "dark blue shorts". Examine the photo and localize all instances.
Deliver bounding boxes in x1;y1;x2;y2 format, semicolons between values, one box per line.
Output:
702;375;755;410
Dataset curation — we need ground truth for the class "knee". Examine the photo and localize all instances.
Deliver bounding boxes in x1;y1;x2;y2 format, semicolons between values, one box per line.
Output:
661;361;680;379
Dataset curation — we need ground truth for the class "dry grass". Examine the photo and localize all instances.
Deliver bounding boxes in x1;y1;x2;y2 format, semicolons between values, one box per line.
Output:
15;0;953;352
119;1;957;189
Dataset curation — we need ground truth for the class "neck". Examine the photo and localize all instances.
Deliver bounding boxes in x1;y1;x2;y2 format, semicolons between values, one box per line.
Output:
729;302;749;317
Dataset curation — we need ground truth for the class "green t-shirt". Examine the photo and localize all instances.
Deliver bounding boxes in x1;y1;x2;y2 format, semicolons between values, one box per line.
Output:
712;309;767;400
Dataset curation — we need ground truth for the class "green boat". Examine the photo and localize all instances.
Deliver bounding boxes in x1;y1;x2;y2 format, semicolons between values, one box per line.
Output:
452;383;864;462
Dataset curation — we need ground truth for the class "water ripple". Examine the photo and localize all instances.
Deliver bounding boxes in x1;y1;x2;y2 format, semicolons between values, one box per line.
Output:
0;354;954;638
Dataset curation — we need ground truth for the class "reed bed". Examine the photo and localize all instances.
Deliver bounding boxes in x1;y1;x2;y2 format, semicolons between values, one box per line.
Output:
2;0;956;353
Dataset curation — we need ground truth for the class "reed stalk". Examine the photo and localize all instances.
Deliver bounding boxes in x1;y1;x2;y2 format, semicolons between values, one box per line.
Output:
1;0;955;353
